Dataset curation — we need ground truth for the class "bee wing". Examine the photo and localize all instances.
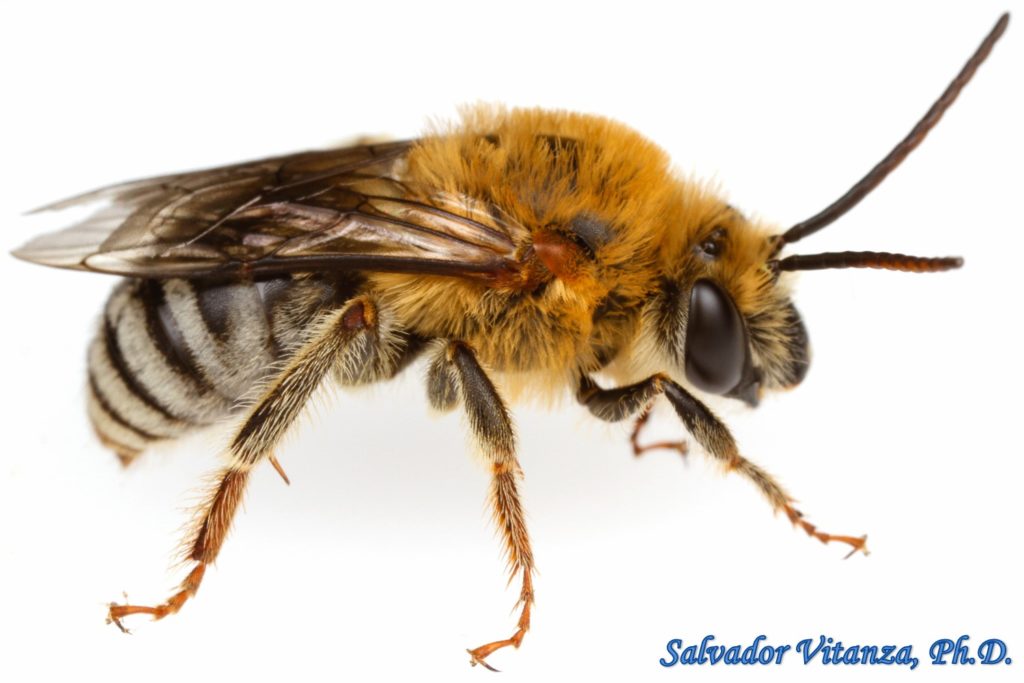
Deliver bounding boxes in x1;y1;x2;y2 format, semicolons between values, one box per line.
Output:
13;141;523;281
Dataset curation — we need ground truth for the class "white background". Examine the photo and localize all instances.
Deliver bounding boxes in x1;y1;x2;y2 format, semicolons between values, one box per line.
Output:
1;1;1021;681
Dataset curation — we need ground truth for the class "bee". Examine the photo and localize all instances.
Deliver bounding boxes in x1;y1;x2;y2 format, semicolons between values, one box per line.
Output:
11;13;1008;671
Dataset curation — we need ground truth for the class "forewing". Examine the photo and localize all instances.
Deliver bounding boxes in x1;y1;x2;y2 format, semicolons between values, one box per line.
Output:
13;141;523;281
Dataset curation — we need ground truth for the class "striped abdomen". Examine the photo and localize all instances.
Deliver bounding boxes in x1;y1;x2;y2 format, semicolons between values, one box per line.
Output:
87;275;352;462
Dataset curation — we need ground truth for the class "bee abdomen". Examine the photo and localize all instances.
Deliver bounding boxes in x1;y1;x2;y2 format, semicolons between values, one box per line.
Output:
88;276;341;462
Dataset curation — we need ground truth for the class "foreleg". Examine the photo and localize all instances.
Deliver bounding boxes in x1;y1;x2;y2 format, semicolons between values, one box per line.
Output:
577;373;867;557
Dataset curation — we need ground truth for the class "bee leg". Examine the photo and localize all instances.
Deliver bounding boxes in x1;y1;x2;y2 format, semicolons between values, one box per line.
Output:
658;379;868;557
107;468;247;631
108;296;397;630
434;342;534;671
578;374;868;558
629;404;688;459
576;375;688;458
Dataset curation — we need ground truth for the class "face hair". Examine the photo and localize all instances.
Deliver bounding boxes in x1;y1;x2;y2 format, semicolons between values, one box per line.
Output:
769;12;1009;271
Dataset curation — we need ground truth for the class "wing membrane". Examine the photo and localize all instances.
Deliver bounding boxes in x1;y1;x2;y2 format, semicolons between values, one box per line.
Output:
13;140;524;282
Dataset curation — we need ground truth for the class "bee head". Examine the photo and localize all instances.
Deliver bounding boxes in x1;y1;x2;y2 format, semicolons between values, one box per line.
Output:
653;194;960;409
652;4;1008;405
651;210;811;407
655;8;1009;405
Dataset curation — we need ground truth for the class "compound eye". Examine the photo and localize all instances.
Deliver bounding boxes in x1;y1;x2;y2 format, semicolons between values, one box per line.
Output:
684;279;748;395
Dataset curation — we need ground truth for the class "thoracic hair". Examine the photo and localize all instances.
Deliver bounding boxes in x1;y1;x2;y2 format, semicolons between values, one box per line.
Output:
374;106;803;395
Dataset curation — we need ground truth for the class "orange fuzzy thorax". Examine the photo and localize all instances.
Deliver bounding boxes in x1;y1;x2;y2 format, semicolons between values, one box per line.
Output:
371;105;785;394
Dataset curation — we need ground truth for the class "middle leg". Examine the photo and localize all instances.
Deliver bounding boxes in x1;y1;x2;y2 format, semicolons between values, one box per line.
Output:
429;342;534;671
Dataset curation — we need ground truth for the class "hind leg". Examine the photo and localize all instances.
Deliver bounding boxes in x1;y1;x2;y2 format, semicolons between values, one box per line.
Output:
108;296;402;629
